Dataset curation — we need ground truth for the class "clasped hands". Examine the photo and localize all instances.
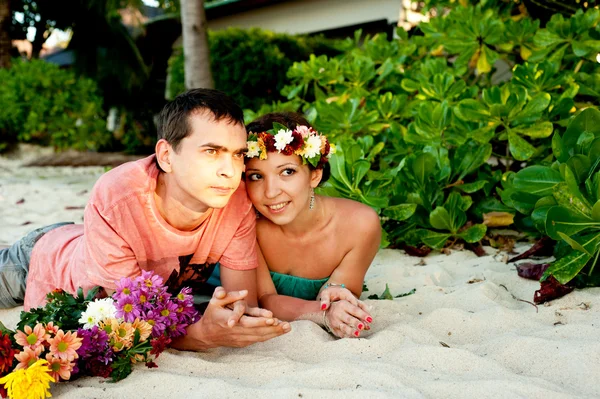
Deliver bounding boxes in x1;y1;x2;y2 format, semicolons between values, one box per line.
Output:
319;286;372;339
173;286;290;350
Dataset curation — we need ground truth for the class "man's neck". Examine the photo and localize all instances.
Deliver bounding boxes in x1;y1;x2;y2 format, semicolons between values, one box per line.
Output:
154;172;210;231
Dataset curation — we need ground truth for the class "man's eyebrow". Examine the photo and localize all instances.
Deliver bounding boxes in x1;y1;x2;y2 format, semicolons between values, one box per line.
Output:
199;143;248;153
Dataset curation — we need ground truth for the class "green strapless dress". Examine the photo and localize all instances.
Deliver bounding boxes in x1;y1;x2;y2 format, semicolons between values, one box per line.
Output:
269;271;329;300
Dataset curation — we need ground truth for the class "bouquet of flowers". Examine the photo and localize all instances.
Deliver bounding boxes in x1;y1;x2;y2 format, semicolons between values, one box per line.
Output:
0;271;198;399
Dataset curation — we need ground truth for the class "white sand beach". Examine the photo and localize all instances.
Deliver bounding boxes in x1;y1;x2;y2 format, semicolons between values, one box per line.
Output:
1;148;599;398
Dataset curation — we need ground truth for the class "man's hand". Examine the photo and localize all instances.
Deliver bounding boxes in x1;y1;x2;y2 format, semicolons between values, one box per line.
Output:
171;287;291;350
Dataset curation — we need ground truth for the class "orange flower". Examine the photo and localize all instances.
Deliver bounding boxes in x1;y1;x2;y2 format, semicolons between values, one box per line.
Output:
48;330;82;361
44;322;59;336
14;324;48;349
132;319;153;342
14;345;43;370
45;353;74;382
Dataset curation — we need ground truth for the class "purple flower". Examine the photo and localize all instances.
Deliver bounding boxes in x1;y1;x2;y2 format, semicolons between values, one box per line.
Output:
116;295;142;323
74;327;115;378
144;309;168;337
114;277;136;302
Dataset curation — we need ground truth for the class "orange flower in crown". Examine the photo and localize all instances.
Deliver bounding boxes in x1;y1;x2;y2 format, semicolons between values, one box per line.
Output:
246;122;336;167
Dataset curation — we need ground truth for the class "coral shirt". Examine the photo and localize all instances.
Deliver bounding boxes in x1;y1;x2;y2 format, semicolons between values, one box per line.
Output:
24;155;257;310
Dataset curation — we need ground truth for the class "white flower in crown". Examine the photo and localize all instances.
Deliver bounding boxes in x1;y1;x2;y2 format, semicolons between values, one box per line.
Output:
304;135;322;158
295;125;312;138
274;129;294;151
247;141;261;158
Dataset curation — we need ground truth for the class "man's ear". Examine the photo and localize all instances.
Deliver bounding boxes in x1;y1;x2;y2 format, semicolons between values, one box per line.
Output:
310;168;323;188
155;139;173;173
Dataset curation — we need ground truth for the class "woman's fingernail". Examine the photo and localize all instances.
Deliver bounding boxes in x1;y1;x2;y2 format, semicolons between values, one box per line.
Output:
321;303;327;310
357;323;364;330
354;330;360;337
283;323;291;332
366;316;373;323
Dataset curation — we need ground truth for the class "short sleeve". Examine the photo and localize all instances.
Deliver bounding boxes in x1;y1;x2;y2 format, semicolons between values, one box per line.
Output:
218;206;258;270
83;202;141;289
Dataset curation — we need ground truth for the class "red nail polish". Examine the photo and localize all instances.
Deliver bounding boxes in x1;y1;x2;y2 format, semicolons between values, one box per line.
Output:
357;323;364;330
354;330;360;337
366;317;373;323
321;303;327;310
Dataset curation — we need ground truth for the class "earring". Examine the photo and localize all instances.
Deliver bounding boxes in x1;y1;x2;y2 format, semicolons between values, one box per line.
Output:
255;208;261;219
309;188;315;211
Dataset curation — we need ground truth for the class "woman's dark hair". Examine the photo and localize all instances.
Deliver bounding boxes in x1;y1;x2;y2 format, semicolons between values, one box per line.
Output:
246;112;330;185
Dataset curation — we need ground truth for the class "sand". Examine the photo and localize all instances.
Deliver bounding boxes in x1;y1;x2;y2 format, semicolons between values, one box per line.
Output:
1;148;599;398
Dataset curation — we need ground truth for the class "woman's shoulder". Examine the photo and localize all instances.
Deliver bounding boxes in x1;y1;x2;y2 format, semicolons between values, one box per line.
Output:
325;197;380;232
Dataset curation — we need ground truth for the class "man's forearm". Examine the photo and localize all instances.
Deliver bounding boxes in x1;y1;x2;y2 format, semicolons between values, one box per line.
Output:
169;320;214;351
259;294;322;323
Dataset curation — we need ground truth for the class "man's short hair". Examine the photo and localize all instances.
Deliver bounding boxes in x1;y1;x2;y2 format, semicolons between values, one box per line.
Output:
156;88;245;152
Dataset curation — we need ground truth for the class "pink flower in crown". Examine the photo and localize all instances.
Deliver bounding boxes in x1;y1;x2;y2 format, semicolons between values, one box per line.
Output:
295;125;312;139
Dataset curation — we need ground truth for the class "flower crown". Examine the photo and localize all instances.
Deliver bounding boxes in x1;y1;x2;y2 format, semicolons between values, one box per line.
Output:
246;122;336;168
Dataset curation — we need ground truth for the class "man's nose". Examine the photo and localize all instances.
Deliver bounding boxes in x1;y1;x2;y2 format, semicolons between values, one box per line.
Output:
218;156;235;178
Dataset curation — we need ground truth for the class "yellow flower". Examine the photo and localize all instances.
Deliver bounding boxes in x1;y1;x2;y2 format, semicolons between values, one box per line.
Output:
257;138;268;160
0;359;55;399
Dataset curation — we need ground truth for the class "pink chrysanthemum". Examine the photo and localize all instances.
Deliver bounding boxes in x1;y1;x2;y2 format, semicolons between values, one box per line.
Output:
45;353;74;382
14;345;43;370
48;330;82;361
14;324;47;349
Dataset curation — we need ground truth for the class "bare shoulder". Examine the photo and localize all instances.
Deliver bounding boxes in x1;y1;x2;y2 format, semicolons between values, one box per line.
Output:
326;197;381;237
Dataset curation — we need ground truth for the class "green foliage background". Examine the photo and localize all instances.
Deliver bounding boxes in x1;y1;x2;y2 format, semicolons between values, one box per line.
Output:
0;59;110;152
246;4;600;287
166;28;341;110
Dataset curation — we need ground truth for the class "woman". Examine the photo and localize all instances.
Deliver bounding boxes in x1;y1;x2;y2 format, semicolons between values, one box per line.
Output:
243;112;381;338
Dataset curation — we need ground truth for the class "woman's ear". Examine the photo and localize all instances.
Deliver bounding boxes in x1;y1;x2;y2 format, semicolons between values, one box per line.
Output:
155;139;173;173
310;168;323;188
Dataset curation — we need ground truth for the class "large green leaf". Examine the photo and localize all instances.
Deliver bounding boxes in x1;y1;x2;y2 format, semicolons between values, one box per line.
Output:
412;152;437;187
383;204;418;221
430;206;453;231
546;206;598;240
420;230;451;249
545;250;591;285
452;140;492;181
511;122;553;139
508;130;536;161
566;155;592;184
563;108;600;156
552;132;569;163
458;224;487;243
454;99;491;122
513;166;562;196
352;160;371;188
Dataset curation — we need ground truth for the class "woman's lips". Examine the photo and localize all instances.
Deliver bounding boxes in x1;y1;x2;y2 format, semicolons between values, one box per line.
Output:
266;201;290;214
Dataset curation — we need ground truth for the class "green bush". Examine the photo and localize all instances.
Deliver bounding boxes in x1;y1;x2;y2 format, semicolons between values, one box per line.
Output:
166;28;341;110
0;59;110;152
261;5;600;288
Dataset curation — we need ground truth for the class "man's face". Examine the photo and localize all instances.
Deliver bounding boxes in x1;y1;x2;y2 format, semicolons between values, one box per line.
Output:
166;112;247;212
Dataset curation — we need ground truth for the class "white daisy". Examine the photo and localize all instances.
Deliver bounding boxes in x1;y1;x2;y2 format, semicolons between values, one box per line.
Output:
304;135;322;158
247;141;260;158
274;129;294;151
79;298;117;328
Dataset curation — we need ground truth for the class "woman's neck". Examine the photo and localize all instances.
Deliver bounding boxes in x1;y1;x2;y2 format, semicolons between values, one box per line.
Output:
277;195;328;239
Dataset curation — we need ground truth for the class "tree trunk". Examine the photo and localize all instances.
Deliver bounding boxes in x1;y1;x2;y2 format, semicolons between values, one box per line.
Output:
180;0;214;89
0;0;11;68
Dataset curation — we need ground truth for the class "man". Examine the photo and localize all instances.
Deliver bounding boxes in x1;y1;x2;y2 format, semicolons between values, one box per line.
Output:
0;89;290;349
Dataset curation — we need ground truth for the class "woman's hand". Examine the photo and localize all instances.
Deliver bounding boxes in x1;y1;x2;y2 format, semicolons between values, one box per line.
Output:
324;299;372;338
319;285;366;311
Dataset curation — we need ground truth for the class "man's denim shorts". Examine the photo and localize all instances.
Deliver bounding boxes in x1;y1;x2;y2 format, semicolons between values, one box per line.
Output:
0;222;72;308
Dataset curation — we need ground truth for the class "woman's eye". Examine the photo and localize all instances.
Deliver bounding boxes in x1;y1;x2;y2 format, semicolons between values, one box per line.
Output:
248;173;262;181
282;168;296;176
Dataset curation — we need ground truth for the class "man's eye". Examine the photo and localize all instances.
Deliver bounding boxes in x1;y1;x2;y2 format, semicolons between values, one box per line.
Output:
282;168;296;176
205;149;217;155
234;152;245;159
248;173;262;181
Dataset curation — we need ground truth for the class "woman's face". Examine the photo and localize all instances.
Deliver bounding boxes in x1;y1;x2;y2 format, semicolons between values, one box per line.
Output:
245;152;322;225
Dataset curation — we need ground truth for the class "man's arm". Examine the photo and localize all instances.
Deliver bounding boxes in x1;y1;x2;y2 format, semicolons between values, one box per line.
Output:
170;287;290;350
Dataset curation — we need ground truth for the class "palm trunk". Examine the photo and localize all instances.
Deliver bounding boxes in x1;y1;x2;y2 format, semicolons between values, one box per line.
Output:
180;0;214;89
0;0;11;68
